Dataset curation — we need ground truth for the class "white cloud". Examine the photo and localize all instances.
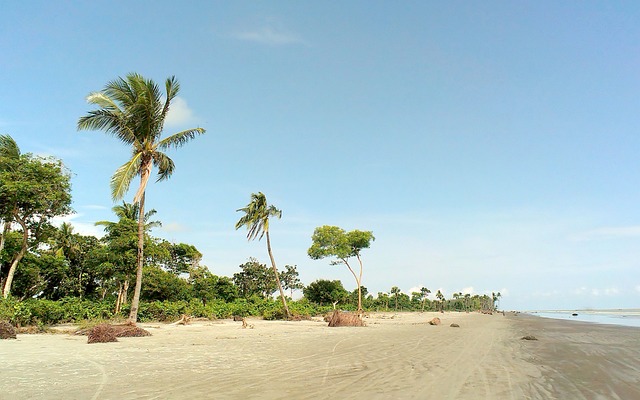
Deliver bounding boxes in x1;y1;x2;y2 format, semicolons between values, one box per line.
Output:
636;285;640;294
461;286;474;295
160;222;187;233
233;24;304;46
603;287;619;296
165;97;196;127
51;214;105;238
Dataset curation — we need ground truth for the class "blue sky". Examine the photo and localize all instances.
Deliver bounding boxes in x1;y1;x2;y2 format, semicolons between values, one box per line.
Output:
2;1;639;310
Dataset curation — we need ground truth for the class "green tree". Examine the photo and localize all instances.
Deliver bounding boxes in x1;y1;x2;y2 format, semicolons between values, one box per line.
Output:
0;134;21;258
190;266;238;305
235;192;290;318
233;258;277;299
303;279;348;306
95;202;161;312
390;286;401;311
0;144;72;298
78;73;205;323
308;225;375;314
420;287;431;312
436;290;445;312
280;264;304;298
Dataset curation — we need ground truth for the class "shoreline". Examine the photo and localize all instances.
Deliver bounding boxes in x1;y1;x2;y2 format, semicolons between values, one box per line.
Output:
1;312;638;399
509;313;640;399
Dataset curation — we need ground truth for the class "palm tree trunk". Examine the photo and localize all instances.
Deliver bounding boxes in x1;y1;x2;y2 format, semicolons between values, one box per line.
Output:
266;231;290;319
128;191;146;324
356;254;364;315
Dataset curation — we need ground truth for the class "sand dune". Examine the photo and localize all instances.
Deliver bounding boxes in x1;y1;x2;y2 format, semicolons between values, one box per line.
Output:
1;312;638;399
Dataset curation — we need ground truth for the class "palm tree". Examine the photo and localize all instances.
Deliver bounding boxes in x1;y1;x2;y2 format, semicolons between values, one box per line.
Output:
419;287;431;312
436;290;445;312
390;286;401;311
235;192;290;319
78;73;205;323
95;201;162;312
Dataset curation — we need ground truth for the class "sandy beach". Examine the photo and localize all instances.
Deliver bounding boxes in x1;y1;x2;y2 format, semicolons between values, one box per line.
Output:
1;312;638;399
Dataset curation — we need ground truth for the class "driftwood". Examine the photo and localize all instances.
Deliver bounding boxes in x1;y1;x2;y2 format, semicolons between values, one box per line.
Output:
87;323;151;344
0;321;17;339
172;314;191;325
327;310;365;327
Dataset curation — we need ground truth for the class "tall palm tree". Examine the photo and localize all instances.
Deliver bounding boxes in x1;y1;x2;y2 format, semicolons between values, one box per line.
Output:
419;287;431;312
78;73;205;323
235;192;290;319
390;286;400;311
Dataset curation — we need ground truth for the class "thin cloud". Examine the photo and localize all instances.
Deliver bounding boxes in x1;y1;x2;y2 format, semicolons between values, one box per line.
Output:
233;25;305;46
572;226;640;241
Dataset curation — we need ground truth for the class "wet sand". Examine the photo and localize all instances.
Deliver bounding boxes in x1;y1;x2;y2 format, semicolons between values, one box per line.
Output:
1;312;638;399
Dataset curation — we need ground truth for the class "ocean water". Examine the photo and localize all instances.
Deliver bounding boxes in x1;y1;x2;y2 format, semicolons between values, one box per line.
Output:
528;310;640;328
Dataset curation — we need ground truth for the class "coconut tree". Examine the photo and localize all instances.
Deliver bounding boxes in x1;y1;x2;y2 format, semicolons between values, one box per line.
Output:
78;73;205;323
235;192;290;319
419;287;431;312
436;290;445;312
390;286;401;311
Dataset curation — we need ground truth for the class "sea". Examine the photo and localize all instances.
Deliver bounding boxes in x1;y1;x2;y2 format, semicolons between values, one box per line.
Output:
527;309;640;328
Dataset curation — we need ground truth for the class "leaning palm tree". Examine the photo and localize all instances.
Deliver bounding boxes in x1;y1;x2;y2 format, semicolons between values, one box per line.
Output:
235;192;290;319
78;73;205;323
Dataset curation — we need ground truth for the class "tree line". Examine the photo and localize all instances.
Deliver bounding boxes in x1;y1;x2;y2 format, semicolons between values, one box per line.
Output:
1;73;501;326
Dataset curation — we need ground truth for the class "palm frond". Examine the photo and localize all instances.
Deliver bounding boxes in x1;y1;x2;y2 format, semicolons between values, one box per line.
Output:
235;192;281;241
110;154;142;201
159;76;180;129
157;128;206;150
152;151;175;182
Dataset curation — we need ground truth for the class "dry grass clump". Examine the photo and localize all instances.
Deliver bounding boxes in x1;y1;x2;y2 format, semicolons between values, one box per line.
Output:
87;323;151;344
521;335;538;341
450;323;460;328
327;310;365;327
0;321;17;339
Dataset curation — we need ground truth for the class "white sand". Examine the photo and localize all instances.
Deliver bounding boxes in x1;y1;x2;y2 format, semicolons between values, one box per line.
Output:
1;312;542;399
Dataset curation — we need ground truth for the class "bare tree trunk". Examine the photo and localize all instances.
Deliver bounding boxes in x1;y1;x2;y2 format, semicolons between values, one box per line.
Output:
2;215;28;298
0;220;11;256
122;280;129;304
115;283;123;314
266;231;290;319
128;191;146;324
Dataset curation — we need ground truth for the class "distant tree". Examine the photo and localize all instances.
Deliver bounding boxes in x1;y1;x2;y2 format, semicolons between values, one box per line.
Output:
0;141;72;298
492;291;502;311
390;286;401;311
233;258;277;299
280;264;304;298
303;279;348;306
436;290;445;312
420;287;431;312
235;192;290;318
189;266;237;305
308;225;374;314
78;73;205;323
140;265;190;302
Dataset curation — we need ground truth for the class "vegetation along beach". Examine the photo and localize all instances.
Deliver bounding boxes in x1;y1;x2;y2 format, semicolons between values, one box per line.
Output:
2;2;640;399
